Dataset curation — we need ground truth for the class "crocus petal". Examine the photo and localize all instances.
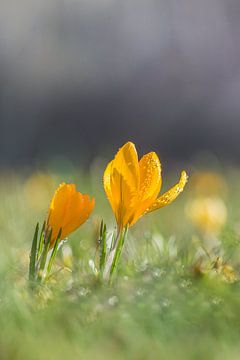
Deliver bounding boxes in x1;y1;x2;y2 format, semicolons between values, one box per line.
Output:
113;142;140;192
129;152;162;226
139;152;162;201
103;142;140;228
47;183;72;241
61;193;95;240
103;160;115;211
145;171;188;214
47;183;94;246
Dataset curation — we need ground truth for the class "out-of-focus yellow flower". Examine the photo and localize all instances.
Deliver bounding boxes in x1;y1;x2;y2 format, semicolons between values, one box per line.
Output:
46;183;95;246
186;197;227;235
24;172;57;211
103;141;188;229
190;171;227;197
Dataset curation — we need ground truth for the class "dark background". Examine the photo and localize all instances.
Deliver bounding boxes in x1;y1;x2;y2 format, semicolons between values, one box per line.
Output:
1;0;240;168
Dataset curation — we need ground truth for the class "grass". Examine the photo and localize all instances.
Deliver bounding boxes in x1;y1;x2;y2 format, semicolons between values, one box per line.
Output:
1;165;240;359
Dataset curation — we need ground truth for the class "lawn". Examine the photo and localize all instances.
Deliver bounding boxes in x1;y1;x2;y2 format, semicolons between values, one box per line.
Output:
1;164;240;360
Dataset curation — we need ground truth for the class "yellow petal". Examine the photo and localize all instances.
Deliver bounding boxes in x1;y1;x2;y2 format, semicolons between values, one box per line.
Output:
139;152;162;201
145;171;188;214
113;142;140;192
103;142;140;228
129;152;162;225
103;160;115;211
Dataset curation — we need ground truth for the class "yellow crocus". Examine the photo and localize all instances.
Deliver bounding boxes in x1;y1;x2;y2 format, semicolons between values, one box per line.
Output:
186;197;227;235
104;141;188;229
46;183;95;246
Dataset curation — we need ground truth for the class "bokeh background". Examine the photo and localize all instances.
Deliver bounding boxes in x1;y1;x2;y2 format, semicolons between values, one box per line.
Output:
1;0;240;168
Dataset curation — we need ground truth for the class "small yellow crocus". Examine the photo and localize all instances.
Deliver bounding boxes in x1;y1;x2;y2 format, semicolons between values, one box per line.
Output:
104;141;188;229
24;172;57;211
186;197;227;235
191;171;227;197
46;183;95;246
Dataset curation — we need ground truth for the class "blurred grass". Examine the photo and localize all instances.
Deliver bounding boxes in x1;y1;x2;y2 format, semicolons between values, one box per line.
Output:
1;164;240;359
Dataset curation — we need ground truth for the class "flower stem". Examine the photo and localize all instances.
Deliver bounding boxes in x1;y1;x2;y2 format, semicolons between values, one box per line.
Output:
109;225;128;282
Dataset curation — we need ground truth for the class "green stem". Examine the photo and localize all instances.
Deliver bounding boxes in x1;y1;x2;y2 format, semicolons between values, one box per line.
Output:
109;225;128;282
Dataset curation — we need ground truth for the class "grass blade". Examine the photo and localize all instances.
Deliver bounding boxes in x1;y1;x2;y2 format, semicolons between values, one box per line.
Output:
46;228;62;278
29;223;39;281
37;229;52;282
37;220;46;260
100;223;107;272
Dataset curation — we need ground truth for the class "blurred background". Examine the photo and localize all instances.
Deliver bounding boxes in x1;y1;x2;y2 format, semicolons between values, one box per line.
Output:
0;0;240;169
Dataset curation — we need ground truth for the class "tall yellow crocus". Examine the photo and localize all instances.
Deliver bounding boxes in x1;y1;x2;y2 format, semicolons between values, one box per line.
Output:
104;142;188;229
46;183;95;246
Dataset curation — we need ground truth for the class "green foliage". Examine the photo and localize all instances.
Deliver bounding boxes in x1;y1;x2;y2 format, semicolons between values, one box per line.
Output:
1;168;240;359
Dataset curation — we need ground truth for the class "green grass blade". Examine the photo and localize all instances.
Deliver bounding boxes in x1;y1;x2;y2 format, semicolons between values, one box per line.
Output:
100;223;107;272
37;229;52;282
99;220;103;238
110;231;116;251
37;220;46;260
46;228;62;278
28;223;39;281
